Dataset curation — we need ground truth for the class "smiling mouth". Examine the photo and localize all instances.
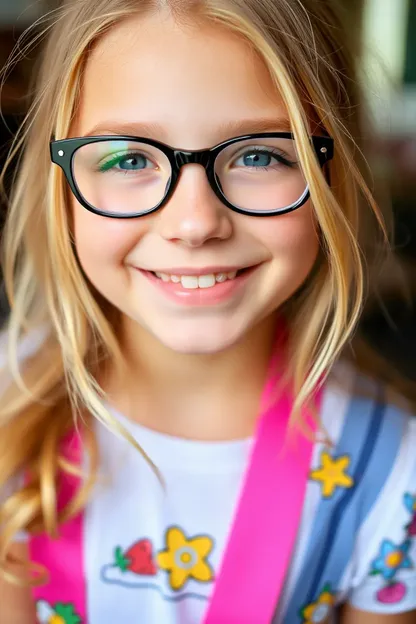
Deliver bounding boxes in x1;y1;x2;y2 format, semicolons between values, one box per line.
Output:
149;267;252;290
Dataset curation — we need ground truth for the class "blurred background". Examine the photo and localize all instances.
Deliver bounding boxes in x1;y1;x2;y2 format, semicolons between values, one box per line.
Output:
0;0;415;382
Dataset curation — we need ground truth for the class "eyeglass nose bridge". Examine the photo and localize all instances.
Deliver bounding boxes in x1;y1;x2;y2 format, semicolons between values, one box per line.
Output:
173;149;211;170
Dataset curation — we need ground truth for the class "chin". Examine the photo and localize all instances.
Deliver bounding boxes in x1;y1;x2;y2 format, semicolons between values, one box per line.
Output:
150;323;243;355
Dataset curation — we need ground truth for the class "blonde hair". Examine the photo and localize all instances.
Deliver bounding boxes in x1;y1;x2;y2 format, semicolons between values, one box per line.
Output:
0;0;403;581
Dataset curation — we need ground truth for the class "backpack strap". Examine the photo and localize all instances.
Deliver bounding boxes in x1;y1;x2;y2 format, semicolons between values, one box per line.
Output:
204;365;321;623
30;429;87;622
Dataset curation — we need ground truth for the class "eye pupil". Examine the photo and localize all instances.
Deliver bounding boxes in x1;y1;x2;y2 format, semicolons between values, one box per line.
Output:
120;155;145;170
244;152;271;167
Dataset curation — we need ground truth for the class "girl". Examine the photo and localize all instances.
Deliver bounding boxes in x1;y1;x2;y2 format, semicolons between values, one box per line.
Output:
0;0;415;622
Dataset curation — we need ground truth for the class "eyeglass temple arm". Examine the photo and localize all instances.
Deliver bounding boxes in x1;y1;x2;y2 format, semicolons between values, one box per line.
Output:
324;161;331;186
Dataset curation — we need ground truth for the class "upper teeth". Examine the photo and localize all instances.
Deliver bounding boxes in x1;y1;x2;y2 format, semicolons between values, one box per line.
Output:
155;271;238;289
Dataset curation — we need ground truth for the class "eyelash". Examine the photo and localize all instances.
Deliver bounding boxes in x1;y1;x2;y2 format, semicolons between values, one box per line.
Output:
232;147;296;168
95;146;297;175
97;151;150;172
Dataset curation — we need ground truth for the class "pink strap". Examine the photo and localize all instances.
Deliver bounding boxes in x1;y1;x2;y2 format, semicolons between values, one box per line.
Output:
203;370;320;623
30;430;86;620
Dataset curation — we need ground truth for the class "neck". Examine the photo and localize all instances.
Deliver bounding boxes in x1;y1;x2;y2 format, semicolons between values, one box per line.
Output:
104;314;280;440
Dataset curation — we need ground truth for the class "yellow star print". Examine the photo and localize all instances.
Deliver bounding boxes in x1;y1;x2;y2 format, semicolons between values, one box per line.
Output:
310;451;354;498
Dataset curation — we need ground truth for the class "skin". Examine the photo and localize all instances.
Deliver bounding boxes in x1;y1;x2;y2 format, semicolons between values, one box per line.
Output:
70;12;320;440
72;15;318;358
1;11;415;624
0;543;37;623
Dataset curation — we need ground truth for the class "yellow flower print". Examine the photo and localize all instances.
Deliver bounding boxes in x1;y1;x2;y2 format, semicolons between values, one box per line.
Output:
156;526;214;591
300;584;335;623
310;451;354;498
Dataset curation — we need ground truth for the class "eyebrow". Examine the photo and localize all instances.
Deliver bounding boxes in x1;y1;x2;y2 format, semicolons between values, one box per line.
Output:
83;116;293;142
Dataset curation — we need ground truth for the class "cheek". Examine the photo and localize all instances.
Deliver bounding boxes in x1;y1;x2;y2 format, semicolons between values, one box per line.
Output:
257;205;320;268
72;201;141;275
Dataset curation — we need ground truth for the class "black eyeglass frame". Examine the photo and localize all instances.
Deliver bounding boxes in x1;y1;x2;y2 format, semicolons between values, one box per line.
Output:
50;132;334;219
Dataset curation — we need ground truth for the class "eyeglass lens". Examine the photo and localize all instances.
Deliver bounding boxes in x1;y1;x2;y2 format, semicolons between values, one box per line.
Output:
72;137;308;215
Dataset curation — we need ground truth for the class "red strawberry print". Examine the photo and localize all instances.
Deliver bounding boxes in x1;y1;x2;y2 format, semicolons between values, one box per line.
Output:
114;539;157;576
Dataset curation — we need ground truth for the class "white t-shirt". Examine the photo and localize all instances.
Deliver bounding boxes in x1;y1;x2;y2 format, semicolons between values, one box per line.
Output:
2;333;416;623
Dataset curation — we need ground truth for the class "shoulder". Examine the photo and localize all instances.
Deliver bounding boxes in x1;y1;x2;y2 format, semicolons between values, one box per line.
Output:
0;474;28;543
320;360;415;506
0;324;49;367
0;324;50;390
313;361;415;515
0;325;50;540
322;359;415;451
314;362;416;614
324;362;416;603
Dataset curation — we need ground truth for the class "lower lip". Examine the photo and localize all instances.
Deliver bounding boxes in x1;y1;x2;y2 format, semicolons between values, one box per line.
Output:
136;267;258;306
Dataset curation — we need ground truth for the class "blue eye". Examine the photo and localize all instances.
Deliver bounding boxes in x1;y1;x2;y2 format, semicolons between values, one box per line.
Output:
239;151;273;167
118;154;148;170
233;148;294;169
99;152;151;173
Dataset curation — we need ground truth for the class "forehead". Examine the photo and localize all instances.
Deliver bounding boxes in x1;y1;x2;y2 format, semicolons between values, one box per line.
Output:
74;12;290;147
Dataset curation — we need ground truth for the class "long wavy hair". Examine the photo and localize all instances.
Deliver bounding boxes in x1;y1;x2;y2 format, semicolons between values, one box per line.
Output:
0;0;405;581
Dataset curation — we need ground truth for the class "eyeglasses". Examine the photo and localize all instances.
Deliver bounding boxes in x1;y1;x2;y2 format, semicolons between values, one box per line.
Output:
50;132;333;218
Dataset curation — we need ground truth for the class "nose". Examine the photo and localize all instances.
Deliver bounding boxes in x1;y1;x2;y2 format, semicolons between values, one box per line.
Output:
155;164;233;248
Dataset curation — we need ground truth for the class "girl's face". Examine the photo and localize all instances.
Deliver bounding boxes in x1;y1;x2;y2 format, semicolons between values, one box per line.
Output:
72;13;319;354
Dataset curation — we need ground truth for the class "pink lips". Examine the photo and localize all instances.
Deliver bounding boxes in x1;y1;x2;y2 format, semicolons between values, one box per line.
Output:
135;266;258;306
